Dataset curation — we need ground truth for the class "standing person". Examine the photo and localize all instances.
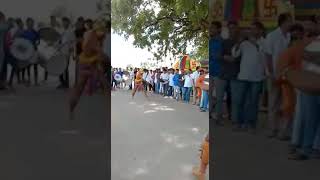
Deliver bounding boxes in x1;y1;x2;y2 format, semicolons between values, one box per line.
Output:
276;24;305;141
209;21;223;123
50;15;61;32
6;17;21;87
231;21;266;132
0;12;9;90
146;70;154;92
182;70;193;103
20;18;40;86
264;13;292;138
43;15;60;82
173;69;181;100
8;18;24;86
168;69;175;97
74;17;86;85
215;21;240;125
57;17;75;89
68;20;109;125
192;66;201;105
276;17;320;160
197;69;208;112
160;69;169;96
154;69;160;94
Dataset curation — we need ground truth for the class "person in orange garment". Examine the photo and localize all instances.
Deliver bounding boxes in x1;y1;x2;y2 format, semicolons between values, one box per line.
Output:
276;23;306;140
68;19;109;128
132;69;148;99
193;133;209;180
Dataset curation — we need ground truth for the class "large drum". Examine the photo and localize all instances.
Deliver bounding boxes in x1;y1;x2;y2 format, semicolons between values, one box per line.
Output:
10;38;35;68
303;37;320;74
37;28;69;76
38;42;69;76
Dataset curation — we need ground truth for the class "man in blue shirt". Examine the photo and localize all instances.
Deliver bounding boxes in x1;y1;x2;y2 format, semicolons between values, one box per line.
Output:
173;69;181;100
21;18;40;86
209;21;223;123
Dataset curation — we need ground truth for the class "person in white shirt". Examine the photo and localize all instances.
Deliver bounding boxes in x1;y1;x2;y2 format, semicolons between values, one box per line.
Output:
231;21;266;131
146;70;153;91
183;71;193;103
160;69;169;96
168;69;175;97
264;13;292;138
192;66;201;105
57;17;75;89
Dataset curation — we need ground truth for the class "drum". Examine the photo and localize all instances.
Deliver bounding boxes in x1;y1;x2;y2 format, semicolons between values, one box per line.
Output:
114;74;122;82
304;37;320;74
10;38;35;68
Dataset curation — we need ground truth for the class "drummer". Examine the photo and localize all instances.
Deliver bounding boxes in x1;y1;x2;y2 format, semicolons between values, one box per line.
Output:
57;17;75;89
7;18;24;86
68;19;108;126
277;16;320;160
20;17;40;86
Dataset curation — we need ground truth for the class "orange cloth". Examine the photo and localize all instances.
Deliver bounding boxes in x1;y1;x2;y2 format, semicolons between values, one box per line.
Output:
135;72;143;85
79;31;102;65
276;39;312;118
200;140;209;165
196;74;205;88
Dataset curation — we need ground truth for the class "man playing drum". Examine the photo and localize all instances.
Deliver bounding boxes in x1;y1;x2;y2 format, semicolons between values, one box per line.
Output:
20;18;40;86
277;17;320;160
57;17;75;89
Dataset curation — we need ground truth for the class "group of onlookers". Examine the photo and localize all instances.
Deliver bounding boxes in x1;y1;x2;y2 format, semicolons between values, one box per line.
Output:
112;66;210;112
209;13;320;160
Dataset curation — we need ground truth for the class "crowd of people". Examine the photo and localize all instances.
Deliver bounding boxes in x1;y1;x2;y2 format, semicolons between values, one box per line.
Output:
209;13;320;161
112;66;210;112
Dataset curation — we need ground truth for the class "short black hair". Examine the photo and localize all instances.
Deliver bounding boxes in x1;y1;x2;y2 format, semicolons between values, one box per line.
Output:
26;17;33;22
16;18;23;24
278;13;291;26
62;17;70;22
290;23;304;33
211;21;222;29
0;11;4;19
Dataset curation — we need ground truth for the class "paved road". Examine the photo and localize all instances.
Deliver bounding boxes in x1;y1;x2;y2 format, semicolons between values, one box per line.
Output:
0;74;110;180
111;90;209;180
214;116;320;180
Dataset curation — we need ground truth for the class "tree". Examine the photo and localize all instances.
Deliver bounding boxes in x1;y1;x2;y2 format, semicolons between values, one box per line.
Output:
111;0;209;61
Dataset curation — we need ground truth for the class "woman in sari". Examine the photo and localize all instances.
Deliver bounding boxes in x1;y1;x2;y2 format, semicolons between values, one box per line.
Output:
68;20;109;124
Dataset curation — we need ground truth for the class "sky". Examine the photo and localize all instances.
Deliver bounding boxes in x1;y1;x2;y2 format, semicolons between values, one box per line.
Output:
1;0;159;68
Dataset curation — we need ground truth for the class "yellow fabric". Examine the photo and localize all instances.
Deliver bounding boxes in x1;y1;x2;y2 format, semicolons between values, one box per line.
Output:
78;53;99;65
135;72;143;85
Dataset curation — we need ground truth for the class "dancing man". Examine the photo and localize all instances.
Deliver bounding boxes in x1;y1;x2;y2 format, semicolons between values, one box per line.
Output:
68;20;109;129
132;69;148;99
